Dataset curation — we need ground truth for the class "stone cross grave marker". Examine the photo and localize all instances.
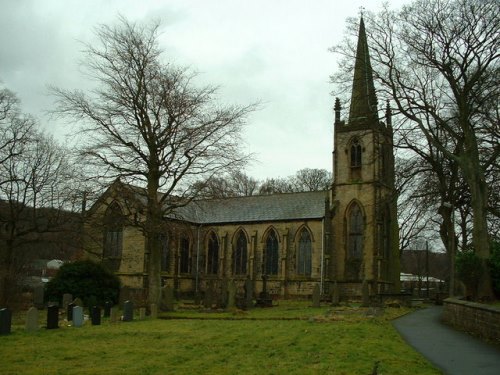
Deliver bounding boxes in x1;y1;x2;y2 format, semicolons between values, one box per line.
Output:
25;307;39;332
46;305;59;329
123;300;134;321
0;308;12;335
62;293;73;309
72;306;84;327
312;284;321;307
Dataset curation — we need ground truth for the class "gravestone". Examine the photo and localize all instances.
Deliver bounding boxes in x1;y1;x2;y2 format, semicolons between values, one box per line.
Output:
150;303;158;319
244;277;254;309
256;275;273;307
204;282;215;309
46;305;59;329
123;300;134;321
331;281;340;306
312;284;321;307
110;306;120;323
33;285;44;309
0;308;12;335
139;307;146;320
103;301;113;318
91;306;101;325
72;306;84;327
67;302;75;321
227;280;236;309
161;286;174;311
62;293;73;309
25;307;39;332
86;296;97;314
73;297;83;307
362;280;370;307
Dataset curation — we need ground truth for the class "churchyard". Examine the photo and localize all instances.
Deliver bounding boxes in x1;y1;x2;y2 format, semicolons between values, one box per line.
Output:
0;298;441;375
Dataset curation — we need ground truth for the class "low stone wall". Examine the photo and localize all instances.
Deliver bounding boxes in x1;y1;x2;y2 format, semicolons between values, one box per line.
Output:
442;297;500;344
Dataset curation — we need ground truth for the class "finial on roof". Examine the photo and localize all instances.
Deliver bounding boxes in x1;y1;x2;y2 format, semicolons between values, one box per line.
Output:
385;100;392;127
334;98;341;124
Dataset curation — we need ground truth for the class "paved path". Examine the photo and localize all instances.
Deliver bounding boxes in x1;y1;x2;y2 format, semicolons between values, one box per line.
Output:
393;306;500;375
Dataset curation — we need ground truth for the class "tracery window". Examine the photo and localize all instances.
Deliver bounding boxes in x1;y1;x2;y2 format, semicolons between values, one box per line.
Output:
233;231;247;275
264;229;279;275
179;237;190;274
350;140;362;168
103;202;123;259
297;228;312;276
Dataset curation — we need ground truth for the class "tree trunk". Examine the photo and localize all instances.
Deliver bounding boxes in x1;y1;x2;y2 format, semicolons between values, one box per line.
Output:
146;177;163;307
460;155;493;299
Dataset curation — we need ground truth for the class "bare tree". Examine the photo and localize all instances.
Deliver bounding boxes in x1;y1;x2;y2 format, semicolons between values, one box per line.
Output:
51;18;256;306
259;168;331;195
332;0;499;298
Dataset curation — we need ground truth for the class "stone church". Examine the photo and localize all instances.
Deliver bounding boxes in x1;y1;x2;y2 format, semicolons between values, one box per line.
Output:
84;18;400;300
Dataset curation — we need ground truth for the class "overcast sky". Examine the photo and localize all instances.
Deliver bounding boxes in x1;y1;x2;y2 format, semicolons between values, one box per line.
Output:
0;0;411;180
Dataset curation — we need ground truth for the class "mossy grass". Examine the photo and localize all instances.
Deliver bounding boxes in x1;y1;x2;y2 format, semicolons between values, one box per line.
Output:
1;301;440;374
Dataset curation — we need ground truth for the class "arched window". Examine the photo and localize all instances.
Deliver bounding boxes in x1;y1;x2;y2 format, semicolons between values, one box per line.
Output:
179;237;190;274
264;230;279;275
160;234;169;272
297;228;312;276
103;202;123;259
207;232;219;275
348;203;363;258
350;139;362;168
346;202;364;280
233;231;247;275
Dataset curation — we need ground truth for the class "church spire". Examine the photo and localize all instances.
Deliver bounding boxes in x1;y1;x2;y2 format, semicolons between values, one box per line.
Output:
348;17;378;127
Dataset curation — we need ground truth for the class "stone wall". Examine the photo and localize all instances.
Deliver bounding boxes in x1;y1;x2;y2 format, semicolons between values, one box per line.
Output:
442;298;500;344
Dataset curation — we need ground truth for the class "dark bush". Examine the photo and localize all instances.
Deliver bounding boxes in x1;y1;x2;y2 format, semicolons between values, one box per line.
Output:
45;260;120;307
488;240;500;298
456;250;483;300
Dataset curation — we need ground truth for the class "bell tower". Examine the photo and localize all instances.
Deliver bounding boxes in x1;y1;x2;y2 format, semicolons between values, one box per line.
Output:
330;17;400;294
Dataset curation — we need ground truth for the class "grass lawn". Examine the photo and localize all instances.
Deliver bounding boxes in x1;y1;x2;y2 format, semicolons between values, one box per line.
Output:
0;302;441;375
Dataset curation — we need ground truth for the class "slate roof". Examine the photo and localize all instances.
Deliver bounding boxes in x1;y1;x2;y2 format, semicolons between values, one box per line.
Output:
175;191;328;224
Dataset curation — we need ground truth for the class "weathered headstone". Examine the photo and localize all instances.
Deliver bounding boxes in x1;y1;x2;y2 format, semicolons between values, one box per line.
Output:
73;297;83;307
91;306;101;325
204;282;214;309
62;293;73;309
25;307;39;332
331;281;340;306
110;306;120;323
46;305;59;329
103;301;113;318
362;280;370;307
139;307;146;320
72;306;84;327
227;280;236;309
244;277;254;309
33;285;45;309
161;285;174;311
312;284;321;307
0;308;12;335
150;303;158;319
67;302;75;321
123;300;134;321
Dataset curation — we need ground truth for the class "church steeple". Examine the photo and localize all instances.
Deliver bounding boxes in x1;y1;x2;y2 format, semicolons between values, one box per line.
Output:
348;17;378;127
